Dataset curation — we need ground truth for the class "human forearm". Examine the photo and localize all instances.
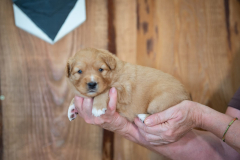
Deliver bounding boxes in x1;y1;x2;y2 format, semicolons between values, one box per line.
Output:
148;129;239;160
197;104;240;152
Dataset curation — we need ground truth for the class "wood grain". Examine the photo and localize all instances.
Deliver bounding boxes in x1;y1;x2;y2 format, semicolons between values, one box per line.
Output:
114;0;137;64
102;1;116;160
1;0;240;160
115;0;240;160
135;0;240;113
114;0;169;160
151;0;240;112
0;0;108;159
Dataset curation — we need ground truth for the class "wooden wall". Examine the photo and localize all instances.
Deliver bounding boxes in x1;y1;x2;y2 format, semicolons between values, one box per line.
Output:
0;0;240;160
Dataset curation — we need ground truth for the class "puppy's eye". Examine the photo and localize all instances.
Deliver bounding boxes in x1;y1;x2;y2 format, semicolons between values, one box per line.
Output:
99;68;103;72
78;70;82;74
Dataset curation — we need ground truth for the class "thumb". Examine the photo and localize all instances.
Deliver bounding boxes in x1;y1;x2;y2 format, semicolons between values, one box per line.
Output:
74;96;84;111
108;87;117;113
144;107;173;127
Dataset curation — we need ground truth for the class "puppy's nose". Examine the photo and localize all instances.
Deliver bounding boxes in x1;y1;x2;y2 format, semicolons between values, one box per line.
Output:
88;82;97;89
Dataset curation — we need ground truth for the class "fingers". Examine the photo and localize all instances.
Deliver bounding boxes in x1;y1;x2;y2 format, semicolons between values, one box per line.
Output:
108;87;117;112
136;118;172;145
150;141;169;145
134;118;145;129
73;87;133;136
134;118;167;135
74;88;117;126
138;128;162;142
144;107;174;127
82;98;93;114
102;87;117;117
74;96;84;115
137;123;170;145
74;96;94;123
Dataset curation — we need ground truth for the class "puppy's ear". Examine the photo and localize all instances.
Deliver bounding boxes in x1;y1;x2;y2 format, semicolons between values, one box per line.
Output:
102;55;116;70
99;50;116;70
65;58;73;77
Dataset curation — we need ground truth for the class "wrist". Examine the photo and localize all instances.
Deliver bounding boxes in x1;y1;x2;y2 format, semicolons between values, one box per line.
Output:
190;101;205;129
194;103;236;140
193;102;231;131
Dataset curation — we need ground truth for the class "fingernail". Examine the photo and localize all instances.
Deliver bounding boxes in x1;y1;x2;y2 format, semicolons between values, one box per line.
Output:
145;119;151;125
110;87;116;93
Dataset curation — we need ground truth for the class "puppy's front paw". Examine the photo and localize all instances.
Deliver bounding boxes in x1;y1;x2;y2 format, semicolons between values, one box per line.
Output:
92;107;107;117
68;103;78;121
137;114;150;123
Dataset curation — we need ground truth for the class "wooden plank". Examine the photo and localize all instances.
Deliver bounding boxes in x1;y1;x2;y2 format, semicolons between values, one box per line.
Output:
136;0;240;112
113;0;138;159
102;0;116;160
114;0;137;64
114;0;169;160
136;0;157;69
151;0;240;112
114;0;240;160
0;0;108;159
227;0;240;96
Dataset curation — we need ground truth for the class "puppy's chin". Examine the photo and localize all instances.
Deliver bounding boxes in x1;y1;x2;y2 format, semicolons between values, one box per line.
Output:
86;91;98;97
75;90;100;98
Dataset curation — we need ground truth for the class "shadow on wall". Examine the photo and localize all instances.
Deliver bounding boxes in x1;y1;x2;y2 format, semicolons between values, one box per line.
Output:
207;50;240;113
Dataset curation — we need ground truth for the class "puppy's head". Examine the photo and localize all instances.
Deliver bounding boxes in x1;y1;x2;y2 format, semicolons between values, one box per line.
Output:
66;48;116;97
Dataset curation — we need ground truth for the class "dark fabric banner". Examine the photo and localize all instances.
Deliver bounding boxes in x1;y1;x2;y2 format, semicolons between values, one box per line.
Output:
13;0;78;40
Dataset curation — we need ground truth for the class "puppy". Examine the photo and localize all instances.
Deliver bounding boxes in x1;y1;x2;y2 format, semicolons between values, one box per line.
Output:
66;48;190;122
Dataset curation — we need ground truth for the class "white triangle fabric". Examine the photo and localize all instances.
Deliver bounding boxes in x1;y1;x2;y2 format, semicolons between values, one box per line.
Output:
13;0;86;44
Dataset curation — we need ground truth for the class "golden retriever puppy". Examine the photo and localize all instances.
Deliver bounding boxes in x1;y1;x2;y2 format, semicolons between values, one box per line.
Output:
66;48;190;122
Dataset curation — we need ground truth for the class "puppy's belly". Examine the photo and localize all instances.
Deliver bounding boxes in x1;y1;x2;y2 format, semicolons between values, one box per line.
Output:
117;105;143;122
117;90;190;122
117;102;148;122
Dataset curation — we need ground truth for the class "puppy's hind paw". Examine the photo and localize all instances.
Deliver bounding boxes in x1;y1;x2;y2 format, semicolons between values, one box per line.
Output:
92;107;107;117
68;104;78;121
137;114;150;123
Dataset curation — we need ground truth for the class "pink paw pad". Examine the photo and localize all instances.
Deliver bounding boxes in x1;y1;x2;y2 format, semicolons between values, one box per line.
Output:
68;104;78;121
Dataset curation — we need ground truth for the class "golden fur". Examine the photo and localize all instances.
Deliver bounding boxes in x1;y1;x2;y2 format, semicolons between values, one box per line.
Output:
66;48;190;122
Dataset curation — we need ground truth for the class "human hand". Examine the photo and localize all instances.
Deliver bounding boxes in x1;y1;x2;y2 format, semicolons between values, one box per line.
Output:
74;87;144;143
134;100;200;145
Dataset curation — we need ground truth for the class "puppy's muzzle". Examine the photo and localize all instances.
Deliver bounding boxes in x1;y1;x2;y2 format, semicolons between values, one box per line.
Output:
88;82;97;90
